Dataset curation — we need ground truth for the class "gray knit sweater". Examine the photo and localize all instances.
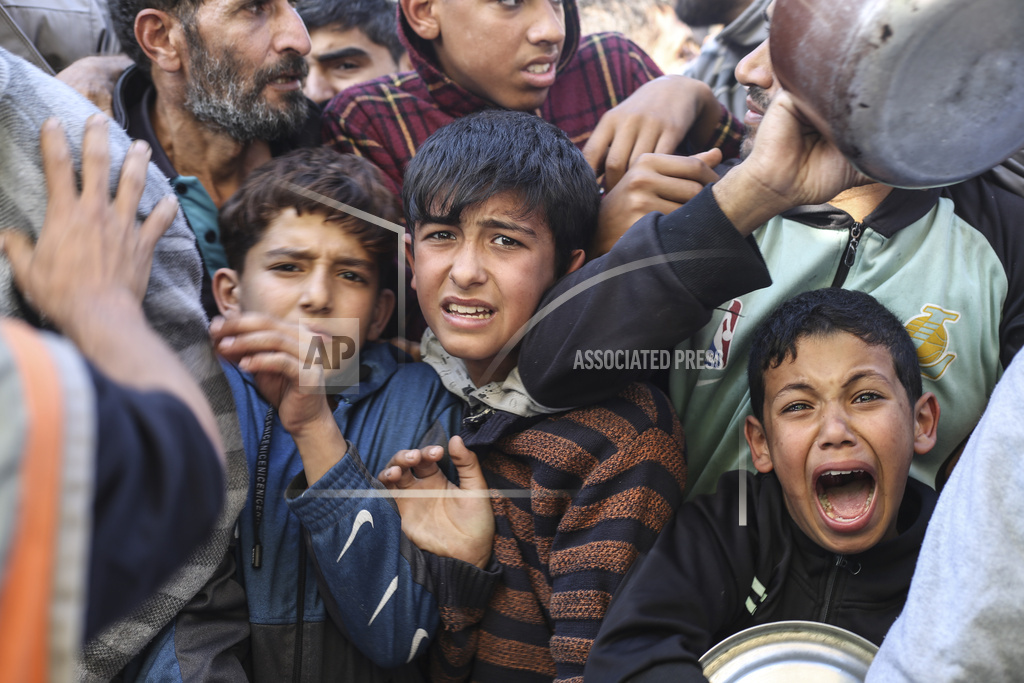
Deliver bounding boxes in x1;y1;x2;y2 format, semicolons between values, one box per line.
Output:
0;48;247;681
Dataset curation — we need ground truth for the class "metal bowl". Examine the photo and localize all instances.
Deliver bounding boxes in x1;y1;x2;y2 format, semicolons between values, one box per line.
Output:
699;621;878;683
771;0;1024;188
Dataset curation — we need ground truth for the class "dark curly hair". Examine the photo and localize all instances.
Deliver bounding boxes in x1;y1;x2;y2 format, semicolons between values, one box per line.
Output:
403;110;600;277
218;147;401;291
747;288;923;423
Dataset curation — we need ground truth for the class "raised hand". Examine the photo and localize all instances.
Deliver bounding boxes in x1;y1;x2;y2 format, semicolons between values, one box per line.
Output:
584;75;724;191
713;91;873;236
2;115;178;330
378;437;495;569
593;148;722;256
212;312;346;484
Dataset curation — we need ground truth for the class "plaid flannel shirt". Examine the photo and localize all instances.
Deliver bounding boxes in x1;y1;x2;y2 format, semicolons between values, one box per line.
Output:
322;2;741;195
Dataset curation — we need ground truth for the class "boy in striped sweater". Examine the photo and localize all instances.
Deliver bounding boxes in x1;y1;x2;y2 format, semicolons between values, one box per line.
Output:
377;109;688;683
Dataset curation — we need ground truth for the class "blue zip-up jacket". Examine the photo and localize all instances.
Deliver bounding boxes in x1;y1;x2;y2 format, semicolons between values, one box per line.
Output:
129;342;483;682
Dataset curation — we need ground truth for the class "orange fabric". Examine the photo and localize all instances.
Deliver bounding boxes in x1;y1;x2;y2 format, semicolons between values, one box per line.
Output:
0;320;66;683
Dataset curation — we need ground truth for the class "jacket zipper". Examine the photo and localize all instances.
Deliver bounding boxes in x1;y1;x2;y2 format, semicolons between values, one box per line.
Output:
293;537;306;683
830;222;863;288
819;554;846;622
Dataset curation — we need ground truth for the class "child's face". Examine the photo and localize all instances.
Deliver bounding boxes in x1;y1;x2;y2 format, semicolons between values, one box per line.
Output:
415;0;566;112
213;208;394;351
409;191;582;387
744;332;938;555
303;23;404;104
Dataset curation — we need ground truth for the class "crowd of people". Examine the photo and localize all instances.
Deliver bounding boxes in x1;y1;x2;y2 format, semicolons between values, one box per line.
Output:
1;0;1022;681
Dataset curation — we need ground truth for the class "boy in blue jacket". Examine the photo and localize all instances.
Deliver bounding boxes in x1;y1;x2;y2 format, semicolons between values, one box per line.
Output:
585;288;940;682
129;147;493;682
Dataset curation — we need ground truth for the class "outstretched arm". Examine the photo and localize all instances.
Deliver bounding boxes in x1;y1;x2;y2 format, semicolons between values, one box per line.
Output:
519;90;866;409
0;115;225;644
1;115;220;455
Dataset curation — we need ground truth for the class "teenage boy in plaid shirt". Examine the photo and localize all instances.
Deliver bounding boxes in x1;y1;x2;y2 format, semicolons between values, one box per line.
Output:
322;0;741;254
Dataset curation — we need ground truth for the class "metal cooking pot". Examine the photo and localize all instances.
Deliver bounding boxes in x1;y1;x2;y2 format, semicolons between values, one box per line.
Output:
699;621;878;682
770;0;1024;188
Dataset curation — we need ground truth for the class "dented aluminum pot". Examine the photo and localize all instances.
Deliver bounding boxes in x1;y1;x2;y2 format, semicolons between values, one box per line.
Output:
770;0;1024;188
700;621;877;682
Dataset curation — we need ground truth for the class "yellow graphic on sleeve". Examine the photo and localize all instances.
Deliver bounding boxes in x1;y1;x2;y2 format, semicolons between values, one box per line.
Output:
905;305;960;380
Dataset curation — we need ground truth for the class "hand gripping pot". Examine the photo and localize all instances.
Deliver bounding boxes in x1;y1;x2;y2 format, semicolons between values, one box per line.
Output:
770;0;1024;188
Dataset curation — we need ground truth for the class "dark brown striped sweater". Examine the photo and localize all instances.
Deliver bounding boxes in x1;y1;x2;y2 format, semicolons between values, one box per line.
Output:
431;382;687;683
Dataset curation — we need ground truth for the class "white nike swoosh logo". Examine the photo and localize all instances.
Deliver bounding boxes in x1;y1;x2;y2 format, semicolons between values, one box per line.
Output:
369;576;398;626
337;509;374;562
696;378;721;387
407;628;429;662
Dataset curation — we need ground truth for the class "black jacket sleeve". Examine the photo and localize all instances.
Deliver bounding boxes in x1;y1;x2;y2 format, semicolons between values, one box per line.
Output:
585;471;764;683
87;363;225;640
518;187;772;409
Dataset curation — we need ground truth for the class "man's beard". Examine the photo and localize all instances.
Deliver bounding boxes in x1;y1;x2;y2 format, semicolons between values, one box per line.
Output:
740;84;773;159
182;25;309;143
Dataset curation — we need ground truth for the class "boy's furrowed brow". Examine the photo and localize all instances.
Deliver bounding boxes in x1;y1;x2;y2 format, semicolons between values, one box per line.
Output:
262;247;373;268
842;370;893;389
316;47;369;64
772;371;894;401
480;218;539;238
333;255;376;270
772;382;813;400
264;246;317;260
417;213;459;228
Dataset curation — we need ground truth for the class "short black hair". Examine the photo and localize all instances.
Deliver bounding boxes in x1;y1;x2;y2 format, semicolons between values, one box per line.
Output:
110;0;204;69
296;0;405;64
747;288;922;422
219;147;400;289
402;110;600;276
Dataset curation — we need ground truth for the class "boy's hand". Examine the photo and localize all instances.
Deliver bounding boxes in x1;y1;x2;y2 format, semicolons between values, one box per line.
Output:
211;313;335;435
592;149;721;257
212;313;347;484
584;75;722;191
378;437;495;569
1;115;222;458
2;115;178;331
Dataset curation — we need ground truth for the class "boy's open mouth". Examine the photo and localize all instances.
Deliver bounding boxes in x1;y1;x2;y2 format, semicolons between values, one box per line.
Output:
815;469;876;523
444;302;494;320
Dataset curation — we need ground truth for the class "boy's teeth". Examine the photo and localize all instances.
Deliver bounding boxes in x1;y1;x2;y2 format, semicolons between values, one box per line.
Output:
448;303;491;316
525;63;551;74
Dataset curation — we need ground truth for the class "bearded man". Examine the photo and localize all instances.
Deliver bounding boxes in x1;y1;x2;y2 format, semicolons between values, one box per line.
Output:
677;0;770;119
110;0;319;293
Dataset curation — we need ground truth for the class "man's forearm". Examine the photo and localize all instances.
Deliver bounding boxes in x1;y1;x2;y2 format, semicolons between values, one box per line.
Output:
63;290;224;457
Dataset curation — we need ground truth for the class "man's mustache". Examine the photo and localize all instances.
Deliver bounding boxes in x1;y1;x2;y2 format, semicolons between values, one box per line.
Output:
258;53;310;88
